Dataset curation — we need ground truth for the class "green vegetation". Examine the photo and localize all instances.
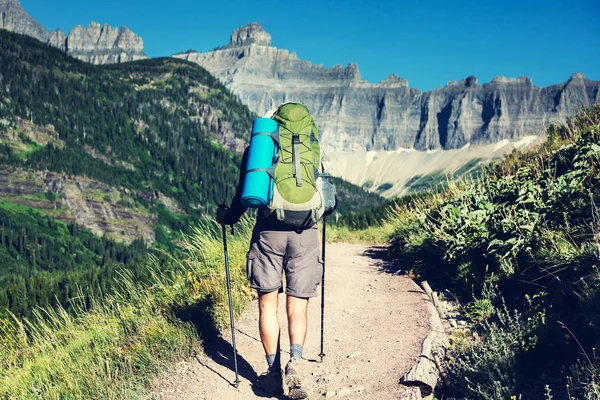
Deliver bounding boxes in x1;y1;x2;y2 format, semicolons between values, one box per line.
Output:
0;29;253;213
0;201;148;318
376;182;394;193
0;29;255;319
330;177;387;215
330;177;389;229
385;106;600;398
0;217;254;399
453;157;484;178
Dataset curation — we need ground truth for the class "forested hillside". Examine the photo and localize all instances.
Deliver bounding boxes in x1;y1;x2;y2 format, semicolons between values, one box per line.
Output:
0;29;253;212
329;176;387;223
0;202;148;318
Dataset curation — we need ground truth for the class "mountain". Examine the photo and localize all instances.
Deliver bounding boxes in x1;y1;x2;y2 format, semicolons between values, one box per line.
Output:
0;29;254;245
0;0;146;64
0;28;255;317
175;23;600;153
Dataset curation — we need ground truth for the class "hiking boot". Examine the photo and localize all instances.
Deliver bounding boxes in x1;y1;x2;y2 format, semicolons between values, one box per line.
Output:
255;368;284;395
284;359;313;400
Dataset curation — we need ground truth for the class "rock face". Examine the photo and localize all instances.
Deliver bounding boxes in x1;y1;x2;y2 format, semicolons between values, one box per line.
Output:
0;0;47;41
0;0;147;64
175;23;600;152
228;22;271;47
63;22;146;64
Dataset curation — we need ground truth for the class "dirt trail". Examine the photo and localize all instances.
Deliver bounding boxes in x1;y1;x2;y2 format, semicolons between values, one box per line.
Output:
154;243;430;399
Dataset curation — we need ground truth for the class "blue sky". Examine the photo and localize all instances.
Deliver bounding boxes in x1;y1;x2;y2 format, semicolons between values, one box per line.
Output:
22;0;600;91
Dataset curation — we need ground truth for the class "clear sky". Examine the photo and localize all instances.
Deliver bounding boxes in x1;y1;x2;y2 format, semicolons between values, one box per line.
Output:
22;0;600;91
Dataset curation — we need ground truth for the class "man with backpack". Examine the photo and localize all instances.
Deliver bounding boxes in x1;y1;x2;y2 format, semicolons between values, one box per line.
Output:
217;103;335;400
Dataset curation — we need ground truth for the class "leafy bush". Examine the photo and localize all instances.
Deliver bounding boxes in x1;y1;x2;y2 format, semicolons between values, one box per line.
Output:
464;298;494;324
449;305;537;399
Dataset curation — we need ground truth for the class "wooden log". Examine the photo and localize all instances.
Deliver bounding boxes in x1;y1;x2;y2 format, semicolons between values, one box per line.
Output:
421;281;445;319
400;283;449;397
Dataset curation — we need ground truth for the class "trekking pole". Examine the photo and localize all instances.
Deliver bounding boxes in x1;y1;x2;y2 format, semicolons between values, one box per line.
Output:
319;216;327;363
219;209;241;388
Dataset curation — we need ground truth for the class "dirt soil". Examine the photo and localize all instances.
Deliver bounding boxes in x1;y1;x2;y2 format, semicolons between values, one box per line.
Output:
153;243;430;399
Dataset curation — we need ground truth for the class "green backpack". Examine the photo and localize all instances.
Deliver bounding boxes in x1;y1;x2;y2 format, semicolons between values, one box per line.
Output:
263;103;336;228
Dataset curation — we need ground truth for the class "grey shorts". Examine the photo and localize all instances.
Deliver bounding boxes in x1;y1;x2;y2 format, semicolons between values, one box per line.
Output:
246;225;323;298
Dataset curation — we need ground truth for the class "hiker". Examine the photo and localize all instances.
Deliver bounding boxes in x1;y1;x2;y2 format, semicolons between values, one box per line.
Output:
217;103;335;399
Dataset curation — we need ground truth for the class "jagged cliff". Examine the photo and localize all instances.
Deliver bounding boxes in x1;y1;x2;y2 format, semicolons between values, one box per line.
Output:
0;0;46;40
175;23;600;152
54;22;146;64
0;0;146;64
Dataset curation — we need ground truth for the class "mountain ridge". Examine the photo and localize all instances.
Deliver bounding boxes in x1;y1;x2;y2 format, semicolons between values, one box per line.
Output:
175;23;600;152
0;0;146;64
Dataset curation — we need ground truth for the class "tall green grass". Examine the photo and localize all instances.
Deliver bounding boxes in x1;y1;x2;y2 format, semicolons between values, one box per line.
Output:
327;218;397;245
0;217;255;399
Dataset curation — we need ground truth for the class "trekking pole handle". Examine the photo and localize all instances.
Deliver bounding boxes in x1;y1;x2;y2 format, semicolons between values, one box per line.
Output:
218;204;235;235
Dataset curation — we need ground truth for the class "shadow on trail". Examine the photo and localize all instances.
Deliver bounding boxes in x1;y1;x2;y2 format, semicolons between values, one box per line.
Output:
362;245;408;275
173;297;287;399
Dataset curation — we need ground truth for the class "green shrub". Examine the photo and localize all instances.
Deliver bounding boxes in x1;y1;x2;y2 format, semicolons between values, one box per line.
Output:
449;305;537;399
389;105;600;397
464;298;494;324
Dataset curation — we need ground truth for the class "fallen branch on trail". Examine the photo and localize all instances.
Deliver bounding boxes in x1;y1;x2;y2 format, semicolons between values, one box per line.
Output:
399;281;449;398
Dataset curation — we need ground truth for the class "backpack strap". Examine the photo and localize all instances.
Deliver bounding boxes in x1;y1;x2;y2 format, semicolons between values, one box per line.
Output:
246;166;276;178
292;134;302;187
252;128;280;146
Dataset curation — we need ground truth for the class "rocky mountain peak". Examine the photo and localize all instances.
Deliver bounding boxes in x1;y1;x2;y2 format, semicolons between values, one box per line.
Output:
65;22;146;64
491;76;533;85
1;1;146;64
229;22;271;47
569;72;586;82
179;30;599;153
446;76;478;89
1;0;48;41
379;74;409;88
345;62;361;80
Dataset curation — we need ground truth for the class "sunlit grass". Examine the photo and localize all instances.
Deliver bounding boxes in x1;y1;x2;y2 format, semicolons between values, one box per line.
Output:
0;216;255;399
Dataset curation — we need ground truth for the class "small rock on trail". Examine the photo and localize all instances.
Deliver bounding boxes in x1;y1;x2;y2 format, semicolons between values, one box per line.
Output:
152;243;430;399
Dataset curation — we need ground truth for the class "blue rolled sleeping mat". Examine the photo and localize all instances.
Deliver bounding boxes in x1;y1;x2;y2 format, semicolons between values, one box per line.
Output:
241;118;279;208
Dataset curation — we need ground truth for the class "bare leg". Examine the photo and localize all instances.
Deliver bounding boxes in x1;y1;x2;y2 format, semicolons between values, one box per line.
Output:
258;290;280;355
287;295;309;348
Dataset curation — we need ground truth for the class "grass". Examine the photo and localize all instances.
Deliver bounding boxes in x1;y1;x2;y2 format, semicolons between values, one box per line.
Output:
0;216;255;399
327;217;396;245
14;142;42;159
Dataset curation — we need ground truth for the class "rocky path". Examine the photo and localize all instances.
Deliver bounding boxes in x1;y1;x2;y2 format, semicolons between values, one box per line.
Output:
153;243;430;399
